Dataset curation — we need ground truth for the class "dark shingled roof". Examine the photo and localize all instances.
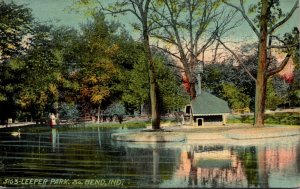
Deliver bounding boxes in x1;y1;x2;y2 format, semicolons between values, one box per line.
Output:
190;91;231;115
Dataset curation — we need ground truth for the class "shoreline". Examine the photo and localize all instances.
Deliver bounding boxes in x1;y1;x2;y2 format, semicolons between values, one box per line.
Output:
113;124;300;144
1;122;299;144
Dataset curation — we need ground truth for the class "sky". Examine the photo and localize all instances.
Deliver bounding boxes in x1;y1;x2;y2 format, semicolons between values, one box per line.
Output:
8;0;299;40
4;0;298;79
10;0;87;28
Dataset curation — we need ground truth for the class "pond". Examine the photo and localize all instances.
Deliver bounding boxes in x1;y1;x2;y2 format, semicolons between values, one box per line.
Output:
0;126;299;188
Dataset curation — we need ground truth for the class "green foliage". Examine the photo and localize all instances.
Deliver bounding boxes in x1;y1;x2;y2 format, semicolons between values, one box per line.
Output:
248;0;286;28
104;101;126;115
203;61;255;110
59;103;80;122
0;1;33;62
0;1;35;123
266;79;285;110
221;83;250;110
76;13;119;110
283;27;299;67
154;54;189;111
286;69;300;107
228;112;300;125
120;49;189;114
13;25;65;118
237;147;259;187
120;55;150;111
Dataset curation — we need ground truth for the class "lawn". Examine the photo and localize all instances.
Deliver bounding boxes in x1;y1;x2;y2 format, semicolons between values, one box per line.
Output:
228;112;300;125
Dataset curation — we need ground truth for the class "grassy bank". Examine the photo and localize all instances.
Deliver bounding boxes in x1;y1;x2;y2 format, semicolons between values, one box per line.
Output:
228;112;300;125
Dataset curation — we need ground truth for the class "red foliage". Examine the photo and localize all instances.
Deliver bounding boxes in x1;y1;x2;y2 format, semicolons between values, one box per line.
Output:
282;73;294;84
182;74;190;92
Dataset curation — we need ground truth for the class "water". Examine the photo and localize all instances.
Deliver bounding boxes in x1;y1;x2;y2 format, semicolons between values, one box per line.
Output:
0;126;299;188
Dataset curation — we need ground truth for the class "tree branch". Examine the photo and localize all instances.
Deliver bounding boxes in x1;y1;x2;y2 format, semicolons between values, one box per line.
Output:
269;0;299;34
223;0;260;37
268;44;299;49
150;44;182;60
267;53;291;77
217;38;257;81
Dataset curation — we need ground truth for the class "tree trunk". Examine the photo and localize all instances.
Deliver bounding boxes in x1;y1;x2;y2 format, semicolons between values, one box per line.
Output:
149;72;160;129
97;104;100;124
254;0;269;127
190;83;196;99
143;28;160;130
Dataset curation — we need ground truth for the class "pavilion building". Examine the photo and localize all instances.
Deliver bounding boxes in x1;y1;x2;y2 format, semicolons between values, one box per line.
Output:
184;91;231;126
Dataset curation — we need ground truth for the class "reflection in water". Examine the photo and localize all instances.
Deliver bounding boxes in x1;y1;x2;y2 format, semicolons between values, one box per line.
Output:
0;127;299;188
297;141;300;173
257;146;269;188
152;148;160;184
51;128;59;152
97;127;101;148
163;140;300;188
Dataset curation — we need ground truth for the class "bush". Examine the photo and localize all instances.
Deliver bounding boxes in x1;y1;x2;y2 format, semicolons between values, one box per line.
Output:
58;103;80;123
228;112;300;125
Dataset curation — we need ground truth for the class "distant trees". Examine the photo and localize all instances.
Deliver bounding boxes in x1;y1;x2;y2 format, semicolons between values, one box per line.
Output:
202;61;253;111
202;46;296;112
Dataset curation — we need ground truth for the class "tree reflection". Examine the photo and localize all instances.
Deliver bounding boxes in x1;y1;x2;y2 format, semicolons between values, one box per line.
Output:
297;141;300;173
257;146;269;188
238;146;259;187
51;128;59;152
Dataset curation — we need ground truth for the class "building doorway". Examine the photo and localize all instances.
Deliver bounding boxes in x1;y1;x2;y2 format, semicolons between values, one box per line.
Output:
196;118;204;126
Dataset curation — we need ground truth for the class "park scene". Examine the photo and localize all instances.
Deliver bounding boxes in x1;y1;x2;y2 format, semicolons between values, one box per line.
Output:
0;0;299;188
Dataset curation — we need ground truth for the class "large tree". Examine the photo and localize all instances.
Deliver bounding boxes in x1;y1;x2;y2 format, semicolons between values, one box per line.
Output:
221;0;299;127
95;0;161;129
12;24;65;120
76;13;119;123
0;1;34;123
0;1;33;63
149;0;239;98
121;49;189;114
71;0;161;129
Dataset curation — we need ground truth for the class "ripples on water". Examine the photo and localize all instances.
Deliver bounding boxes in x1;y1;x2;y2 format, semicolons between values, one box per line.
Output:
0;126;299;188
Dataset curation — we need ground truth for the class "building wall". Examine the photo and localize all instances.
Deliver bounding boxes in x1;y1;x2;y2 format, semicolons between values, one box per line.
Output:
193;115;224;126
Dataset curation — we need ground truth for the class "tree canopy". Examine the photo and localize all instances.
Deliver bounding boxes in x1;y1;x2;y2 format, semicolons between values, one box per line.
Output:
0;1;33;63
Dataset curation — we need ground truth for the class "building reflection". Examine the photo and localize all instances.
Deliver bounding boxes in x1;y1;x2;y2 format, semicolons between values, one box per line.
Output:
169;141;300;188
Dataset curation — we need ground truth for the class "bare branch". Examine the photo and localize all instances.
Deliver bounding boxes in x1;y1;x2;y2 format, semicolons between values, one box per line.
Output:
268;44;299;49
97;1;142;22
150;44;182;60
223;0;260;37
267;53;291;77
165;63;185;71
217;38;257;81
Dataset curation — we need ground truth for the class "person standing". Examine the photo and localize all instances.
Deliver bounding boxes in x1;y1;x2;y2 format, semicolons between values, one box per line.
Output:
49;113;56;128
